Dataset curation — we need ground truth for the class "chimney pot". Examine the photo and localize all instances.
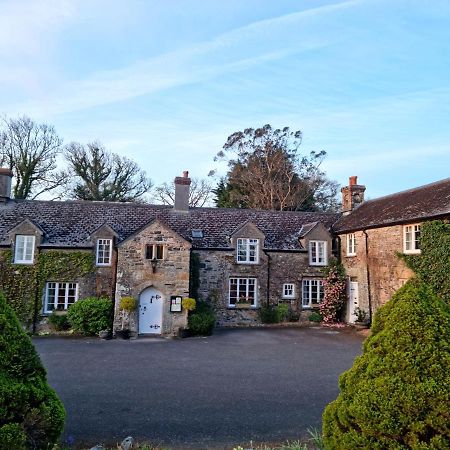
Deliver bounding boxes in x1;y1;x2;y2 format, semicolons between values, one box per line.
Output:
349;176;357;186
183;170;189;178
341;175;365;215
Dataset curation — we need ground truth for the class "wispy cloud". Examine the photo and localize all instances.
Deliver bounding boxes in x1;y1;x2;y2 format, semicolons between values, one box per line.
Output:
5;0;362;117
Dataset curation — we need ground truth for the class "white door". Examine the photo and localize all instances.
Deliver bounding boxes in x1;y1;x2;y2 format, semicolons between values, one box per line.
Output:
348;281;359;324
139;287;163;334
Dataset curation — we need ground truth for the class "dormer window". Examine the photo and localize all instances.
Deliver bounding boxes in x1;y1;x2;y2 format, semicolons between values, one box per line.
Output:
14;235;35;264
237;238;259;264
145;244;165;260
96;238;112;266
309;240;327;266
404;224;421;254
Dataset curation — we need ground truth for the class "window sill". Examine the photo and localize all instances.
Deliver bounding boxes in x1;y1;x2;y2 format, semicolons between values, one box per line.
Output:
345;253;356;257
228;306;259;310
236;261;260;265
309;263;327;267
403;250;421;255
13;261;35;265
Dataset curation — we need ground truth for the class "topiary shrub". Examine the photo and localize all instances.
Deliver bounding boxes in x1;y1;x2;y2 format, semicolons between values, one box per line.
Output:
322;280;450;449
48;312;71;331
0;291;65;449
67;297;113;336
308;311;323;323
188;301;215;336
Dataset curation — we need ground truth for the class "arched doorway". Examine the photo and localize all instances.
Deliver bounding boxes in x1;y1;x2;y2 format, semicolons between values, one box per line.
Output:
139;287;164;334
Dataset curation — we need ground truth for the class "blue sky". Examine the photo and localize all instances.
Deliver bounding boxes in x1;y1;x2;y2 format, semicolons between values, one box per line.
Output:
1;0;449;200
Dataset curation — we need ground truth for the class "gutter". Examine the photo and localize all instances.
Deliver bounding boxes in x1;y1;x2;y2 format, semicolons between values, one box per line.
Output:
362;230;373;325
264;250;271;307
32;246;41;334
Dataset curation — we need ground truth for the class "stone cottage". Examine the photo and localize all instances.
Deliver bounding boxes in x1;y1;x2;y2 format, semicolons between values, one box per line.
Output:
334;176;450;323
0;169;337;336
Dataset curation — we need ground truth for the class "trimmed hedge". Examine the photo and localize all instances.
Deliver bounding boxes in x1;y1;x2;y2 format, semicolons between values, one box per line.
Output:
322;281;450;449
0;291;65;449
67;296;113;335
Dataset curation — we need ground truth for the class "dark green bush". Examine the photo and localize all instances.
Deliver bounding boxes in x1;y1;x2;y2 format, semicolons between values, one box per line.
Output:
322;281;450;449
188;301;215;336
275;303;289;322
48;312;71;331
259;305;278;324
308;311;323;323
67;296;113;335
0;291;65;449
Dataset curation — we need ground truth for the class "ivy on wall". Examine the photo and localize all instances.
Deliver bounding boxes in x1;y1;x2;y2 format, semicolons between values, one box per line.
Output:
399;220;450;305
0;249;94;327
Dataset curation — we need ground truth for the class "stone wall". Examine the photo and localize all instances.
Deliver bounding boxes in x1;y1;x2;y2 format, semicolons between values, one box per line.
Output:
195;223;332;327
340;225;415;320
114;220;191;336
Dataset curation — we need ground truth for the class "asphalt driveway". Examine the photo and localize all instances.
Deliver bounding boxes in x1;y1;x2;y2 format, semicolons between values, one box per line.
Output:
34;327;364;449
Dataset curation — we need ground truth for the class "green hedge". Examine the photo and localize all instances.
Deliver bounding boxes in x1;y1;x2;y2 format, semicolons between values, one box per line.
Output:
67;297;113;336
0;291;65;449
322;280;450;449
188;301;215;336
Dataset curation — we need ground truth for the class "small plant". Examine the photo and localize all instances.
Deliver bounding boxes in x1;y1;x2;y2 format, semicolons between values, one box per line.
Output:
259;305;278;324
182;297;196;311
119;296;137;311
308;427;325;450
288;311;300;322
308;311;323;323
188;300;215;336
48;312;71;331
353;307;368;323
67;297;113;336
275;303;289;322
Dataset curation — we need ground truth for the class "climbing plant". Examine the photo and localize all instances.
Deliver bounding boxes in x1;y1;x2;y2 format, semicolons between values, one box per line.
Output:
319;258;347;324
0;249;94;327
399;220;450;305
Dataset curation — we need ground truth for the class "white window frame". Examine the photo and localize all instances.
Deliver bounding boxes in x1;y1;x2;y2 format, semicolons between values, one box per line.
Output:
14;235;35;264
236;238;259;264
309;240;328;266
302;279;324;308
403;224;421;254
228;277;258;307
43;282;79;314
145;244;165;260
282;283;296;299
96;238;112;266
346;233;356;256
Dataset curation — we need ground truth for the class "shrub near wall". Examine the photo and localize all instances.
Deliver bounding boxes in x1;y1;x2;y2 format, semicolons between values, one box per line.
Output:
322;281;450;449
67;297;113;335
0;291;65;449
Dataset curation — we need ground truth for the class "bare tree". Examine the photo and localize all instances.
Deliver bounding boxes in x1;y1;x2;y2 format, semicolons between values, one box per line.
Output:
0;116;66;199
65;142;152;202
153;178;213;207
212;124;339;211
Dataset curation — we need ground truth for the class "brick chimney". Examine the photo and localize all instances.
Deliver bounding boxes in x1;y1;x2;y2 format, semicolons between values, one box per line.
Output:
174;171;191;212
0;168;13;203
341;176;366;215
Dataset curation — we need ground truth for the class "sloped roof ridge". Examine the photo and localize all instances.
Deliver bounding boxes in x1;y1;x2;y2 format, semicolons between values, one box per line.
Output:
360;177;450;205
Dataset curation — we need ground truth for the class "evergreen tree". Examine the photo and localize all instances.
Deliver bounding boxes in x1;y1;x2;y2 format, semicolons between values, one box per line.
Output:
322;281;450;449
0;291;65;449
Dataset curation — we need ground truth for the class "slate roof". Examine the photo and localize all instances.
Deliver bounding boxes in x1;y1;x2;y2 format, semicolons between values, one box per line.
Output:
0;200;339;251
334;178;450;233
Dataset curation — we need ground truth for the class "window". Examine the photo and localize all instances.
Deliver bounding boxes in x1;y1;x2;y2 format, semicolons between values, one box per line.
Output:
44;282;78;313
145;244;165;260
282;283;295;299
236;238;259;264
96;239;112;266
229;278;257;307
346;233;356;256
404;224;421;253
309;240;327;266
302;279;324;308
14;235;35;264
191;229;203;238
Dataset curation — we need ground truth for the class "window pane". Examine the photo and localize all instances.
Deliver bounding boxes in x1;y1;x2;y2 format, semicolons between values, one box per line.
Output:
145;245;154;259
46;283;56;311
57;283;66;310
156;245;164;260
302;280;310;306
229;278;238;305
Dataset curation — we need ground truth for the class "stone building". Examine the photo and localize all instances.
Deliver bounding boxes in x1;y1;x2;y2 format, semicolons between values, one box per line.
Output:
1;165;448;336
0;169;337;336
334;176;450;323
